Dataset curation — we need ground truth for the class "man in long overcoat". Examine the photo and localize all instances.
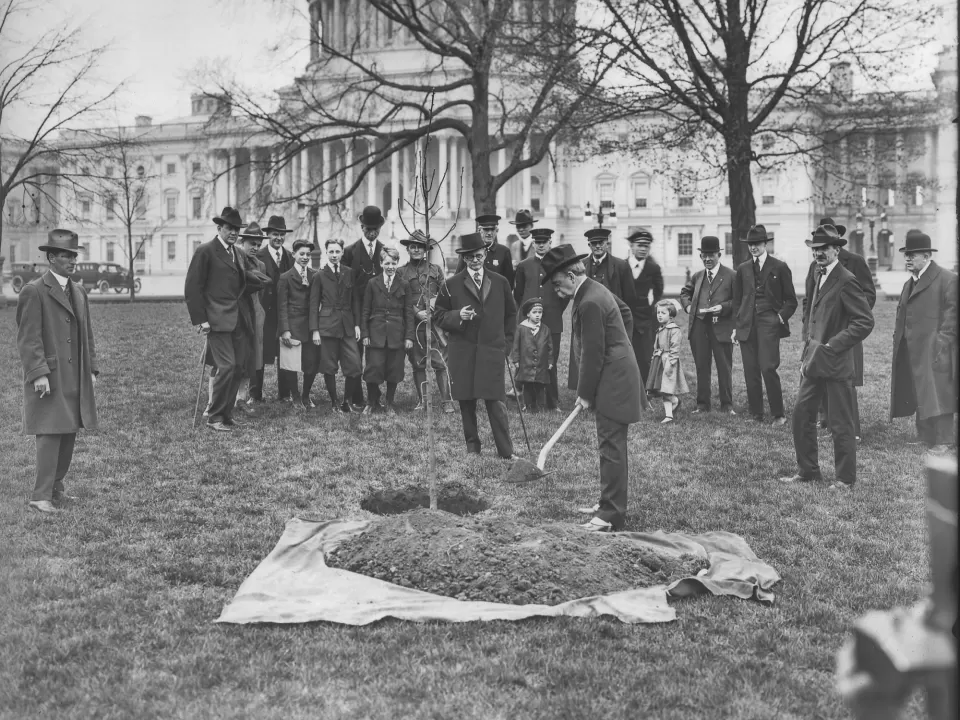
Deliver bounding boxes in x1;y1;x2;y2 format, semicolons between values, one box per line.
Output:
626;230;664;387
583;227;637;309
544;244;642;532
236;222;270;409
17;229;99;513
802;217;876;437
890;230;958;452
435;232;517;459
253;215;295;402
781;224;874;491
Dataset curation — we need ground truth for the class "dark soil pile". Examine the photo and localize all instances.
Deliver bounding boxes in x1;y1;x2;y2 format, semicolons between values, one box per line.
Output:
360;482;489;516
325;509;709;605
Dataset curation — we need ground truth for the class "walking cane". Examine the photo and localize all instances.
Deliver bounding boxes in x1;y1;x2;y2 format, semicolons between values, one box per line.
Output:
193;338;208;429
506;358;532;455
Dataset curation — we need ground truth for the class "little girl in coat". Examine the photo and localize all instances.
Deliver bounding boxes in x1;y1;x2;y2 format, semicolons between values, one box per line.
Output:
646;300;689;423
511;297;553;412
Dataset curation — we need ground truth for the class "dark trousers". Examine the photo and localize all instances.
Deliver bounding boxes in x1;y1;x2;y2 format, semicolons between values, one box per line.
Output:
595;412;628;530
820;387;861;436
740;312;784;418
251;364;297;401
351;345;367;405
460;399;514;458
546;333;562;409
33;433;77;501
689;319;733;410
523;382;548;411
632;327;655;386
917;413;955;448
792;375;857;484
207;328;248;424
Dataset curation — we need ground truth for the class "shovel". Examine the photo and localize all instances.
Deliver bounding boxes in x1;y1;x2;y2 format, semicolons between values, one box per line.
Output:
504;404;583;483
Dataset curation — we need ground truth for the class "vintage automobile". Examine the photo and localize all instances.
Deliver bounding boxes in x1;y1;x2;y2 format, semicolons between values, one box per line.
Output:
9;263;49;293
71;262;142;293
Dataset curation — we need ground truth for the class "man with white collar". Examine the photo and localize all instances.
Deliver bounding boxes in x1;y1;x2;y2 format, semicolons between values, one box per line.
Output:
16;229;99;514
780;224;873;490
626;230;664;387
253;215;296;403
509;209;537;264
455;214;515;288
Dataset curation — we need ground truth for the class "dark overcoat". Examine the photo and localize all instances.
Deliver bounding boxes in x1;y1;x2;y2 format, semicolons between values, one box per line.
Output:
397;260;448;367
456;241;515;288
628;257;664;334
890;261;958;421
256;245;294;363
732;254;798;341
184;237;258;333
679;264;737;341
511;323;553;384
278;266;317;343
309;265;361;338
584;253;638;310
799;264;875;381
513;254;569;334
803;248;876;385
568;278;642;425
361;275;415;349
243;255;269;372
435;270;517;400
342;238;384;303
17;272;99;435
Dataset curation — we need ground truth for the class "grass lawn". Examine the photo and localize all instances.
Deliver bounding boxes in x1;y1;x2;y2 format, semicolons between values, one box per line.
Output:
0;299;933;719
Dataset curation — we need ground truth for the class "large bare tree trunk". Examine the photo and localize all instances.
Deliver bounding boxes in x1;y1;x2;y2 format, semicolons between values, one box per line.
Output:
726;136;756;268
469;76;498;215
724;11;756;269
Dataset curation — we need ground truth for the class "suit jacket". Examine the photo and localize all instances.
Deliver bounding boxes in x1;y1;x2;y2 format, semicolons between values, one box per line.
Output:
800;264;874;381
434;270;517;400
185;237;257;333
278;266;317;342
243;255;269;369
584;253;638;311
567;278;642;425
732;254;798;341
513;254;569;334
342;238;385;301
16;272;99;434
309;264;361;338
456;241;515;288
679;264;736;341
802;248;875;386
361;275;415;349
891;261;958;420
628;257;664;335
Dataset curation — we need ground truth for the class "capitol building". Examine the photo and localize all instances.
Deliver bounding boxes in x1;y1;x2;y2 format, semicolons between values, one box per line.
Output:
3;2;957;283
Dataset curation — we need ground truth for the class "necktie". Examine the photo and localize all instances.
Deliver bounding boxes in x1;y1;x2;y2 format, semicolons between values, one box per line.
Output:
385;276;392;292
753;259;761;278
706;270;714;285
65;279;78;317
275;250;281;267
300;266;308;286
812;266;826;305
908;275;917;296
473;272;482;288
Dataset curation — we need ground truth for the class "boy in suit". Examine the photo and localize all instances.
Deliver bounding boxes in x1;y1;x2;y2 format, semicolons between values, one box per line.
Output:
253;215;296;402
626;230;664;386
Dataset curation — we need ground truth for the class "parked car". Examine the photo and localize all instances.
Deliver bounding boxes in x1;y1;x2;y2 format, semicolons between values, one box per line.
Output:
10;263;49;293
71;262;141;293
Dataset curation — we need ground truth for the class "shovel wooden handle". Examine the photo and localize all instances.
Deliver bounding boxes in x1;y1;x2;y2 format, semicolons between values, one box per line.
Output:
537;404;582;470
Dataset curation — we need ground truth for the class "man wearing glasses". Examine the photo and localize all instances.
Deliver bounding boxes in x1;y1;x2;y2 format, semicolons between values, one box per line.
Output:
456;213;515;289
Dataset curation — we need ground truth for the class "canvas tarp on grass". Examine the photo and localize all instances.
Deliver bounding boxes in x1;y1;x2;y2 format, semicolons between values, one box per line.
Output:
216;518;781;626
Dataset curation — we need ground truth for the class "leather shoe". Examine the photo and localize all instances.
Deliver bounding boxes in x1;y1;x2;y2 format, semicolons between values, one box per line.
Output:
691;407;708;414
225;416;247;427
235;402;256;415
206;421;232;432
52;491;78;502
29;500;60;513
779;472;821;484
771;416;787;427
828;481;853;491
580;517;614;532
442;402;456;414
720;405;736;415
577;503;600;515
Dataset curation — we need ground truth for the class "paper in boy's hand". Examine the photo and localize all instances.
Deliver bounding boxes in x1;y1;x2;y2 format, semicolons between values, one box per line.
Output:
279;343;302;372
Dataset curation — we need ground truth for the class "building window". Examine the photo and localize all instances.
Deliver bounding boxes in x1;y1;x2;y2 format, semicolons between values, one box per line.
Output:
166;196;177;220
165;235;177;261
81;198;92;220
105;194;116;219
635;196;647;209
599;181;614;209
166;163;176;175
678;196;694;208
106;242;115;262
762;195;775;205
530;177;542;212
724;232;733;256
632;175;649;208
192;161;201;175
724;195;729;206
191;195;202;220
136;242;146;261
136;165;145;178
188;234;203;256
678;232;693;256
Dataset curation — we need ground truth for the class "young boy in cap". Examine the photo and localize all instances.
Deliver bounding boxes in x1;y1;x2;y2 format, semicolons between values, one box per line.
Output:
511;297;553;412
280;239;321;408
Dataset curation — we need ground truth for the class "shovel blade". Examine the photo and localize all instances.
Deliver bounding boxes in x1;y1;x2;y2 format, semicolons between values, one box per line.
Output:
503;458;549;484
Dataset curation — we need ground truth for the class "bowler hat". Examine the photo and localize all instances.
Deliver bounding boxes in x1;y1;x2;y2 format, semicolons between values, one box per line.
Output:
240;222;265;241
628;230;653;245
456;232;487;255
699;236;722;254
358;206;385;227
743;224;769;244
263;215;293;234
539;244;588;286
805;224;847;249
213;206;245;229
38;229;80;255
509;209;536;226
899;229;937;253
585;227;611;243
400;229;438;248
292;239;315;252
531;228;554;241
817;216;847;237
519;297;544;317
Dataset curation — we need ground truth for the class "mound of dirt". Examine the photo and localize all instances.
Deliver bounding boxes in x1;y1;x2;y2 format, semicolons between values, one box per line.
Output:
360;482;489;516
325;509;709;605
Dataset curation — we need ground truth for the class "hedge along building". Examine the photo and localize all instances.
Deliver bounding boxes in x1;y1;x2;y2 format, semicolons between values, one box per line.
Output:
4;3;956;278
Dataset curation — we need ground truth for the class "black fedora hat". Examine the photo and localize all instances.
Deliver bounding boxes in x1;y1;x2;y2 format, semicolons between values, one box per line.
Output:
806;224;847;249
240;222;265;241
519;297;544;317
358;206;385;227
539;244;589;286
263;215;293;234
699;236;722;253
743;224;770;244
213;206;245;228
509;209;536;226
531;228;554;241
400;229;438;248
628;230;653;245
456;232;487;255
475;214;501;228
899;229;937;253
585;227;611;243
817;216;847;237
38;228;80;254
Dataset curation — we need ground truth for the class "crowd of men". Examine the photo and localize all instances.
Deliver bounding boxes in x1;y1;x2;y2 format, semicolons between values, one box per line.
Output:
15;206;958;529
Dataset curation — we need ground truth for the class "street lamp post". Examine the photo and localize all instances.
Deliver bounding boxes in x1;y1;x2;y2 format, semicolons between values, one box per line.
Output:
855;207;884;281
583;201;617;229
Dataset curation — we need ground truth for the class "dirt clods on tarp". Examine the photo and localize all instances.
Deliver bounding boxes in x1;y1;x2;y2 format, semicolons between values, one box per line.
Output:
360;482;489;516
325;509;709;606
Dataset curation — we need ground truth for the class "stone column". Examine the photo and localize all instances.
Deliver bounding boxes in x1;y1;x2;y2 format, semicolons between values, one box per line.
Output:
894;131;905;205
496;147;507;216
211;151;223;210
521;140;532;210
366;139;378;207
449;137;460;217
545;141;558;219
322;142;332;220
343;142;354;216
228;150;238;207
390;148;400;218
249;149;260;213
300;146;310;201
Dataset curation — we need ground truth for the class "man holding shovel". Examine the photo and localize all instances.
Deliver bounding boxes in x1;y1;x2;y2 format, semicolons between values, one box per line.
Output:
543;245;642;532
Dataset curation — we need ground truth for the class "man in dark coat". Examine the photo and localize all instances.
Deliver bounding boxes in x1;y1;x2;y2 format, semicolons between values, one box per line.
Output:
512;227;569;410
890;230;958;452
16;229;99;514
583;227;638;309
544;244;642;532
455;214;515;288
780;224;874;490
185;207;262;432
732;224;798;425
680;235;737;414
509;209;537;264
342;205;387;407
625;230;664;386
802;216;876;437
435;232;517;459
253;215;296;402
